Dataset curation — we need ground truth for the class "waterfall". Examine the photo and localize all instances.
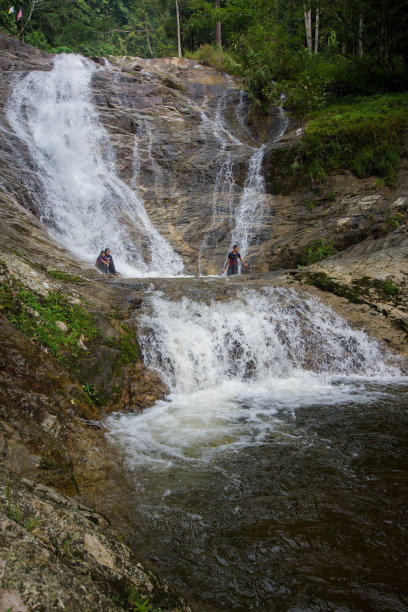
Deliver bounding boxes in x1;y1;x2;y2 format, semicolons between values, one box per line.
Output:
6;54;184;277
197;84;287;273
231;145;266;261
108;287;404;464
230;97;288;264
198;90;240;274
139;288;401;392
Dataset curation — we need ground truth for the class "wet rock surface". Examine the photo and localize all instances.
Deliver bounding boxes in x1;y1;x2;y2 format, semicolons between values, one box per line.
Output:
0;252;186;608
0;472;190;612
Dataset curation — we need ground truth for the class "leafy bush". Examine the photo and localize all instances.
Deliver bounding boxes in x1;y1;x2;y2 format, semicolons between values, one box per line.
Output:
185;44;242;76
303;93;408;185
301;239;334;266
25;29;52;51
273;93;408;189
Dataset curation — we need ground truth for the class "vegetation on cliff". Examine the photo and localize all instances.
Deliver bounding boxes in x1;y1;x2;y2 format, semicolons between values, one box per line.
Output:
1;0;407;102
268;92;408;192
0;256;141;406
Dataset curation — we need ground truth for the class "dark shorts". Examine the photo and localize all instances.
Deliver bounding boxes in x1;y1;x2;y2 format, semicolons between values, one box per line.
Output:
227;264;238;276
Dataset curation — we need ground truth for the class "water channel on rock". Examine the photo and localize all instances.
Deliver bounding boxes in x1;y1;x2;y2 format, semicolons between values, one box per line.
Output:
108;285;408;611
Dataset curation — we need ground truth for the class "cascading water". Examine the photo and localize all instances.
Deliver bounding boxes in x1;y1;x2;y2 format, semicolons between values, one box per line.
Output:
231;145;267;261
109;287;403;460
6;54;183;277
198;86;265;274
230;95;288;264
198;91;239;274
198;83;287;273
107;288;408;610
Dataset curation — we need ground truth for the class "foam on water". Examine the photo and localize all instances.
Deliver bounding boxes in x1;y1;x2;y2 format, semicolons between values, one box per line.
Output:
107;287;405;464
6;54;183;277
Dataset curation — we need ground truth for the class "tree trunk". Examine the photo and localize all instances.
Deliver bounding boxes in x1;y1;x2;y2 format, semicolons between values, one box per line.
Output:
314;7;319;53
358;14;363;57
145;16;153;57
175;0;182;59
304;4;312;55
20;0;37;37
342;41;346;55
215;0;222;47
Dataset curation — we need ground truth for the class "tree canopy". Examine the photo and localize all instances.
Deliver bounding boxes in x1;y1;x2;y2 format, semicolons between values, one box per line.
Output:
1;0;407;110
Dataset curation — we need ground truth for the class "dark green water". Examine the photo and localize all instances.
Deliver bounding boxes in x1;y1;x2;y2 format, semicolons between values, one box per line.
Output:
110;384;408;611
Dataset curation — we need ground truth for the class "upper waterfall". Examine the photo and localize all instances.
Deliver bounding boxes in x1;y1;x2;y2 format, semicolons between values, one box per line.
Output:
6;54;184;277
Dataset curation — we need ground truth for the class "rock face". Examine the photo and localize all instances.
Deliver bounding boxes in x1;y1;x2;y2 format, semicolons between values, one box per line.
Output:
0;472;190;611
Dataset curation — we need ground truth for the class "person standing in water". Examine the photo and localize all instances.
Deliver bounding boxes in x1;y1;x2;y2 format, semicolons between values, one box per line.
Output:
223;244;248;276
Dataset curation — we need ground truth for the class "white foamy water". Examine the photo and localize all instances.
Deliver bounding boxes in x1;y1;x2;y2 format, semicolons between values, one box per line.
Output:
107;287;405;464
198;91;239;274
231;145;266;261
6;54;183;277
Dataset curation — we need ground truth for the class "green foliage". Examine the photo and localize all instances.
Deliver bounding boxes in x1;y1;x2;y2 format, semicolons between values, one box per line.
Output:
126;588;165;612
118;325;139;365
301;239;334;266
302;271;401;305
25;28;53;51
25;516;43;532
302;272;365;303
4;479;43;534
186;44;242;75
47;270;85;283
381;279;399;296
1;0;407;114
283;93;408;188
0;282;97;367
81;382;101;405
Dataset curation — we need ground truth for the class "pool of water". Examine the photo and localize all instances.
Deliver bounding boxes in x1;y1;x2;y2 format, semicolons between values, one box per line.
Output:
108;385;408;611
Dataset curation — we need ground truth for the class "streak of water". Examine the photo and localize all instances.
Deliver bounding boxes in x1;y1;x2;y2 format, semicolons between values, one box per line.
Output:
198;88;241;274
231;145;266;261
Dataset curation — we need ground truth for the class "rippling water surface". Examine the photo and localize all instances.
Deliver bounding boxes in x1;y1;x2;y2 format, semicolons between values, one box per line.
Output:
108;288;408;611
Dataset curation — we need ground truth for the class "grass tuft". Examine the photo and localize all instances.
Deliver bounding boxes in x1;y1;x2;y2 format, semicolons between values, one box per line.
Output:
300;239;334;266
185;44;242;76
47;270;86;283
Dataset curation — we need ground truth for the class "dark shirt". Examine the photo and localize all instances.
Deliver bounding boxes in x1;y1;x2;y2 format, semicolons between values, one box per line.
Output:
228;251;241;266
95;255;109;273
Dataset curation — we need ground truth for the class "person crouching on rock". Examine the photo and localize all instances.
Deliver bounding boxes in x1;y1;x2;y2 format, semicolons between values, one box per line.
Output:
95;250;109;274
223;244;248;276
105;248;119;276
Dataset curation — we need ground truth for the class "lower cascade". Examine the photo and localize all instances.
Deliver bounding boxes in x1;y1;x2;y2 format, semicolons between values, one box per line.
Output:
107;288;407;610
108;287;403;461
